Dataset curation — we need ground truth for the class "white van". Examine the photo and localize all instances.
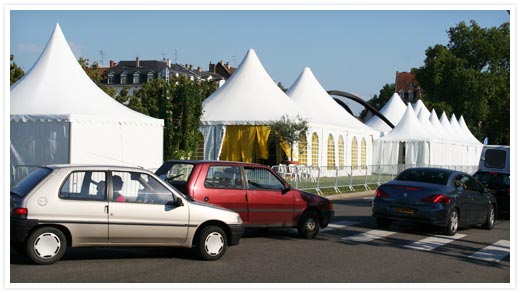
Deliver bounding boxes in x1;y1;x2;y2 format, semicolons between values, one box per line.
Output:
478;145;510;173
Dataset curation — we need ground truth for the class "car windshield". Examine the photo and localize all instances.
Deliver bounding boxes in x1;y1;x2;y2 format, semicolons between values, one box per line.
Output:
395;169;449;185
11;167;53;198
157;163;194;184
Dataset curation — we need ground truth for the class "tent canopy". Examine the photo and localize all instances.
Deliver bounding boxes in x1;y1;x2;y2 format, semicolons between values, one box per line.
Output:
202;49;306;125
365;92;406;134
287;67;378;135
11;24;162;125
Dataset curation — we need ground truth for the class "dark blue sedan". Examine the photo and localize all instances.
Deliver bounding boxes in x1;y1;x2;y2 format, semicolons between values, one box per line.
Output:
372;168;497;235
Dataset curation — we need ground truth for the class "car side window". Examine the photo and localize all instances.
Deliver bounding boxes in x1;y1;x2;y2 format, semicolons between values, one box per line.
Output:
244;167;285;191
111;171;173;204
60;171;107;201
204;166;243;189
455;174;479;192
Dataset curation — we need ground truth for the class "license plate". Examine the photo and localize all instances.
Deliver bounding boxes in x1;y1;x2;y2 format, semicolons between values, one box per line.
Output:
393;207;414;214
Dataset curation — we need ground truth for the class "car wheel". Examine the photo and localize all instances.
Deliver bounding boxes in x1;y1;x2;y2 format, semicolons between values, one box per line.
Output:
376;217;392;228
196;225;227;261
482;205;496;230
443;209;459;236
298;210;320;239
26;227;67;265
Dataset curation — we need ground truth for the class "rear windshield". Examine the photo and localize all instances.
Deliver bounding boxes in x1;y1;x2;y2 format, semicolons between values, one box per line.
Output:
157;163;194;184
395;169;449;185
484;149;507;169
11;167;53;198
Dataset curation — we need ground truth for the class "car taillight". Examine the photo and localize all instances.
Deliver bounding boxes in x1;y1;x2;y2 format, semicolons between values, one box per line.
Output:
375;187;390;198
422;194;451;204
12;208;28;219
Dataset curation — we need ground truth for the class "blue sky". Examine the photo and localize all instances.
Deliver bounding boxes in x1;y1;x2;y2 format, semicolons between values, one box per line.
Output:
8;7;510;114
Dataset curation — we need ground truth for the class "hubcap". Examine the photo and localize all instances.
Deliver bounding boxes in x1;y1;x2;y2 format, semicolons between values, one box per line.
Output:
33;233;61;259
489;208;495;225
305;217;317;231
204;232;224;256
450;211;459;233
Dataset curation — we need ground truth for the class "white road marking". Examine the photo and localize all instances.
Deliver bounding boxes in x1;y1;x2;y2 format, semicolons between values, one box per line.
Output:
321;220;360;232
469;240;510;262
403;234;466;251
341;230;396;242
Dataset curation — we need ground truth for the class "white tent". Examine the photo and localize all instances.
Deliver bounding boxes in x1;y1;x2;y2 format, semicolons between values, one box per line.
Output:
10;24;164;183
286;67;379;169
200;49;306;162
374;104;432;168
365;92;406;135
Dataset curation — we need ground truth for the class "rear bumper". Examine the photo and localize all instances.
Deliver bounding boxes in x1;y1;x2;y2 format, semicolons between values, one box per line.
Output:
372;201;449;227
228;224;245;246
10;218;40;244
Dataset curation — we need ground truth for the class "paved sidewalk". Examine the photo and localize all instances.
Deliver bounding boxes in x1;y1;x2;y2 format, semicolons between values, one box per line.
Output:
325;190;375;200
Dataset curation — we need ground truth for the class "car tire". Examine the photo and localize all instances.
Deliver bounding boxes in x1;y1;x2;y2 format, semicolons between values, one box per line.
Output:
443;209;459;236
376;218;392;228
482;205;496;230
196;225;227;261
26;227;67;265
297;210;320;239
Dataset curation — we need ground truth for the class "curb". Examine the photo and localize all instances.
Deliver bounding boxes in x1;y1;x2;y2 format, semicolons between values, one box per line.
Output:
325;190;375;200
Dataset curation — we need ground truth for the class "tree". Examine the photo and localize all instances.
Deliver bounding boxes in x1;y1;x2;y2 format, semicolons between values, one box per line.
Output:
133;76;218;160
269;115;309;161
413;20;510;144
10;54;25;85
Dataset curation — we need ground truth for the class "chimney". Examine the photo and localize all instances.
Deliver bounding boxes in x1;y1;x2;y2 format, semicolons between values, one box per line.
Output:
197;66;202;72
165;59;171;67
110;60;116;68
209;62;215;73
136;57;140;67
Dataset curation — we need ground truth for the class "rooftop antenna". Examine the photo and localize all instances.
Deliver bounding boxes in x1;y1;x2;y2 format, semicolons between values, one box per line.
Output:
98;50;105;67
173;49;178;63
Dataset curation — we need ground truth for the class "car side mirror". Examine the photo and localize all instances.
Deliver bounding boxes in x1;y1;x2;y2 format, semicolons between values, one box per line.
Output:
282;185;292;194
167;196;184;207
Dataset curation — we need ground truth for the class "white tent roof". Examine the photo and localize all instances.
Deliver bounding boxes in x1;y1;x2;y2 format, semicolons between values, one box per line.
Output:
365;92;406;134
458;116;482;145
286;67;378;134
379;103;430;141
417;108;442;140
413;99;429;116
201;49;306;125
10;23;162;126
439;111;462;143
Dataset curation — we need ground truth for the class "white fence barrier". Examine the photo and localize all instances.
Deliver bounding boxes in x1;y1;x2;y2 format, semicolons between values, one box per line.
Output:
271;164;479;195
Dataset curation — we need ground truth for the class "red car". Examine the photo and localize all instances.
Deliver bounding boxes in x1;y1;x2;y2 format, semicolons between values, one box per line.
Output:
156;160;334;238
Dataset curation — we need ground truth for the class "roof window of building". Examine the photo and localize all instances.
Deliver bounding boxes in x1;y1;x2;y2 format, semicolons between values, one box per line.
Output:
121;71;127;84
133;72;140;84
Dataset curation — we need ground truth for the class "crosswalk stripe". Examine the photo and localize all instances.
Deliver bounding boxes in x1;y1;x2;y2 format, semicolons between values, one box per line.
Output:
403;234;466;251
469;240;510;262
321;220;360;232
341;230;396;242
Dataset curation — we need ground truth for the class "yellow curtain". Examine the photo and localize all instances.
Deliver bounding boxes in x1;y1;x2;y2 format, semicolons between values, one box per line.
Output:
220;126;271;162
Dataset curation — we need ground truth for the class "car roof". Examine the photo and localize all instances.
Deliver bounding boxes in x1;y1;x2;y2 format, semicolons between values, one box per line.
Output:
45;164;148;171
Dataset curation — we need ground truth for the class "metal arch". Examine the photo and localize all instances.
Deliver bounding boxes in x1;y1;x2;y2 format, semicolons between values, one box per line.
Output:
327;90;395;129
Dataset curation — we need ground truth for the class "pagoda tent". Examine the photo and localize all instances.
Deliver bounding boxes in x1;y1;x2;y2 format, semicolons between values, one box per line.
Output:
450;114;482;168
286;67;379;172
365;93;406;135
10;24;164;183
200;49;307;163
374;104;436;170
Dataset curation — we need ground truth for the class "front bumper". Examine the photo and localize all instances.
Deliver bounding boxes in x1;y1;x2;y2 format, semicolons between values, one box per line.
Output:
228;224;245;246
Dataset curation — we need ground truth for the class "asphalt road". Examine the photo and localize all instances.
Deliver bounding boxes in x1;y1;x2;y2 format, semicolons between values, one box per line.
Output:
8;194;511;286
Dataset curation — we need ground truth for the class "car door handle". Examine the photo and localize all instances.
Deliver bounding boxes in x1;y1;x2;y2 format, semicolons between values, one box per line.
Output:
104;205;109;214
204;197;209;202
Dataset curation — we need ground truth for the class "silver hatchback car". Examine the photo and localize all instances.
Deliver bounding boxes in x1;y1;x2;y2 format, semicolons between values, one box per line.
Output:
10;165;244;264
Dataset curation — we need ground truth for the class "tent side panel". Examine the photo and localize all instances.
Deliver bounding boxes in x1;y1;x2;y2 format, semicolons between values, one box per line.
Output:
10;120;70;184
70;121;163;170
